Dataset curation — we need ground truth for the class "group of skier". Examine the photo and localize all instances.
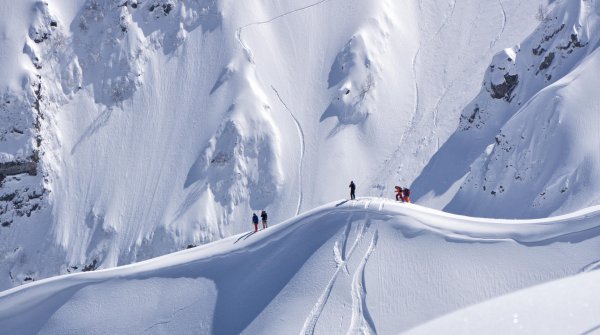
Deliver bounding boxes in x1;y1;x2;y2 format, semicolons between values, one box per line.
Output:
251;182;411;231
349;181;411;203
251;210;268;232
394;185;411;203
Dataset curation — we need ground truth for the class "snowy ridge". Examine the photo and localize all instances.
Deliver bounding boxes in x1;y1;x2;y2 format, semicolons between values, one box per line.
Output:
1;198;599;334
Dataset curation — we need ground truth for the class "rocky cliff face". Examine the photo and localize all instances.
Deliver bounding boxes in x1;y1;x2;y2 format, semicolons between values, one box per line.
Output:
415;0;600;219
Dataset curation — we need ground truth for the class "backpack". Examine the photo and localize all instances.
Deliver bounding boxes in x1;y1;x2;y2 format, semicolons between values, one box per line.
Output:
403;188;410;196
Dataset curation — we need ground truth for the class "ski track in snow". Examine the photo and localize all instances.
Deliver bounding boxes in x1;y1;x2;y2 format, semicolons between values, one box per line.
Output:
410;46;421;136
582;259;600;273
301;217;370;335
346;228;378;335
236;0;334;63
433;0;457;37
140;295;205;334
431;80;456;128
378;199;385;211
235;0;332;214
582;324;600;335
272;86;306;216
376;0;456;185
410;0;456;138
341;220;353;262
490;0;507;49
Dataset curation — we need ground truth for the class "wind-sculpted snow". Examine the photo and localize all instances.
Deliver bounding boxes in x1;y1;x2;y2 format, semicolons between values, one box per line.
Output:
1;198;600;334
0;0;550;291
68;0;221;104
407;268;600;335
413;0;600;218
322;20;388;128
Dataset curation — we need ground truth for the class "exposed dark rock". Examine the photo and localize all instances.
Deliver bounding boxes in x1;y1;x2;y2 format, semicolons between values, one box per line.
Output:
538;52;555;72
542;24;565;42
149;2;173;16
0;192;17;202
82;259;98;272
32;32;50;43
532;45;546;55
558;33;588;51
490;73;519;102
0;161;37;177
468;106;480;124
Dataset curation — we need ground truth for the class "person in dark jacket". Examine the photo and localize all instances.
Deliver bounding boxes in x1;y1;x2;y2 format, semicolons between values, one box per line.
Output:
261;210;268;229
349;181;356;200
252;213;259;232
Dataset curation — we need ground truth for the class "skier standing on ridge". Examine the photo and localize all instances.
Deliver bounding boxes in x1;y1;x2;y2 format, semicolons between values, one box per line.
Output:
395;186;404;202
252;213;259;232
261;210;268;229
403;187;411;203
349;181;356;200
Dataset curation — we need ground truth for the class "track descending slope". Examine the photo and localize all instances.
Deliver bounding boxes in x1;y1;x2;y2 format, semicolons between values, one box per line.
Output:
1;198;600;334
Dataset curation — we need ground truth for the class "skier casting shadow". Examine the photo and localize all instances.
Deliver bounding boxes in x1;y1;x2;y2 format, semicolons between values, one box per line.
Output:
252;213;259;232
261;210;268;229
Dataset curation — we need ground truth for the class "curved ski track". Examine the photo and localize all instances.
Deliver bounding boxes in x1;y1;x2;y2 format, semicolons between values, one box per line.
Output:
236;0;334;215
373;0;456;187
301;215;374;335
582;259;600;273
235;0;334;63
490;0;507;49
272;86;306;216
347;227;379;335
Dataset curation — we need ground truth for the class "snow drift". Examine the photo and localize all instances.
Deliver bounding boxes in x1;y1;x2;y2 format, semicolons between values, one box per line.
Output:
407;266;600;334
1;198;599;334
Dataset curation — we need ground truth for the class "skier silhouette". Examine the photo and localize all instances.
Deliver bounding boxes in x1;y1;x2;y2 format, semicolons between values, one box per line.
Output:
261;210;268;229
349;181;356;200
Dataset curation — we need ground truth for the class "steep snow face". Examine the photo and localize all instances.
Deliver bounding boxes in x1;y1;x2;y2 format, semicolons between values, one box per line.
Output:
407;268;600;334
1;198;600;334
414;0;600;218
0;0;549;289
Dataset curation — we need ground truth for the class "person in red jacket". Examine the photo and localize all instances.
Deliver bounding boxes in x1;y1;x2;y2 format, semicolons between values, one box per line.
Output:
403;187;411;203
395;186;404;202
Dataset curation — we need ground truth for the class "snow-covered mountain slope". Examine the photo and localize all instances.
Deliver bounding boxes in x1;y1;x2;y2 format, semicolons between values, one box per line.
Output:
407;267;600;335
414;0;600;219
1;198;599;334
0;0;549;289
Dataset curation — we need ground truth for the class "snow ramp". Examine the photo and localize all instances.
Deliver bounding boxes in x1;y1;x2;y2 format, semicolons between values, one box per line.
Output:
1;197;599;334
